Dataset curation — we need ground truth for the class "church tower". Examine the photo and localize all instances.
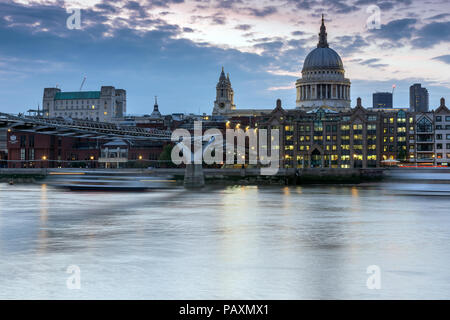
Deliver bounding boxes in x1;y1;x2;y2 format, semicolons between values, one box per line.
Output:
150;96;162;118
213;67;236;115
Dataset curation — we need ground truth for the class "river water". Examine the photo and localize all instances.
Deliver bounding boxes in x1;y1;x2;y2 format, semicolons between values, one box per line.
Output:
0;182;449;299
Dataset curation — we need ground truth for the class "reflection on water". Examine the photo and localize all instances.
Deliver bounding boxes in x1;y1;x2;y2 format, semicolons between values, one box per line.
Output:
0;181;450;299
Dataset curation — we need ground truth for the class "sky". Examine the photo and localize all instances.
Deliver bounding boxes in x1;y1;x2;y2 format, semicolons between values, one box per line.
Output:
0;0;449;115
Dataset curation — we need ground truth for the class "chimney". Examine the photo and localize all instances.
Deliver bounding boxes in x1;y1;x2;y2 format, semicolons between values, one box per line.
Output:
441;97;446;108
357;97;362;108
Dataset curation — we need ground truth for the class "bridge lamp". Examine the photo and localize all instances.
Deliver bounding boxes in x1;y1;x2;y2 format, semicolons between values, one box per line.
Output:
139;155;143;160
90;156;95;160
42;156;47;161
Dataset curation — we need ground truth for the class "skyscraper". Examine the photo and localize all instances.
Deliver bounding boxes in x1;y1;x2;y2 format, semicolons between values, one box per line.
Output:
410;84;429;112
373;92;393;109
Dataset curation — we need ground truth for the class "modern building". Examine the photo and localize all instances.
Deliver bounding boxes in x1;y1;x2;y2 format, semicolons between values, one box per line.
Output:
295;15;351;111
410;84;429;112
43;86;126;122
373;92;393;109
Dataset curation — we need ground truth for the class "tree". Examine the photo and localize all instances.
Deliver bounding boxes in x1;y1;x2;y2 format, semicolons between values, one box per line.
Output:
159;144;176;168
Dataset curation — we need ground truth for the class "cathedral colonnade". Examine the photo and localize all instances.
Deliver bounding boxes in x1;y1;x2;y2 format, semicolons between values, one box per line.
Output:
297;83;351;101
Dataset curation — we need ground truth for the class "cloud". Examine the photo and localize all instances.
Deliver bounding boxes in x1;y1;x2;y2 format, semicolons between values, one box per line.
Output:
369;18;417;40
351;58;389;68
246;6;278;17
425;13;450;21
432;55;450;64
0;0;448;114
412;21;450;48
333;35;369;56
353;0;412;11
291;31;305;36
235;24;252;31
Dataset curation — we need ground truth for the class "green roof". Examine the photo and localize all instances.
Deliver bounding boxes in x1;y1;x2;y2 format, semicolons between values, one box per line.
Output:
54;91;101;100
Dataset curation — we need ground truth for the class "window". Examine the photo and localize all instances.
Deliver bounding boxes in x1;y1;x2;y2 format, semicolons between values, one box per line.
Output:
446;116;450;121
417;117;433;133
436;116;442;122
20;136;26;148
437;134;443;140
29;135;34;147
437;144;443;150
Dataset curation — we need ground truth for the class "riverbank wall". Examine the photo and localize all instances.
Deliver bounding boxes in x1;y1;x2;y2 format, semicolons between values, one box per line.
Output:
0;168;385;185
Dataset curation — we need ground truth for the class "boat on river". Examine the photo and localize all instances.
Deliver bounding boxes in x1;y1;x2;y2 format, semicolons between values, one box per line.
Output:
384;169;450;196
46;173;177;192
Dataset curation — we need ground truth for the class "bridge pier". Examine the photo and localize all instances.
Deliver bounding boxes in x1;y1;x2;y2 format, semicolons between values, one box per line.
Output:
184;164;205;188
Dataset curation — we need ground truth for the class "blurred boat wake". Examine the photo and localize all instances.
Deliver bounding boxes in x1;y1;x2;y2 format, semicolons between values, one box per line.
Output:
383;169;450;197
43;171;178;192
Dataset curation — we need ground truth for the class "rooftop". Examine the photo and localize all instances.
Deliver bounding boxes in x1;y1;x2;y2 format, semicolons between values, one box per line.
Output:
54;91;101;100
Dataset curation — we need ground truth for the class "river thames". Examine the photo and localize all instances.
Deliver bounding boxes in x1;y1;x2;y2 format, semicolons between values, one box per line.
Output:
1;182;450;299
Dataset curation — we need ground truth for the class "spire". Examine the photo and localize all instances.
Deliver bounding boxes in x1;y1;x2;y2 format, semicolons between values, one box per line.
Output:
441;97;446;108
317;14;329;48
154;96;159;112
219;66;226;80
151;95;162;118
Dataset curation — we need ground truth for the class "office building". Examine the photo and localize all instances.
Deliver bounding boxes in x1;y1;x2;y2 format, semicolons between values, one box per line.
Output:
373;92;393;109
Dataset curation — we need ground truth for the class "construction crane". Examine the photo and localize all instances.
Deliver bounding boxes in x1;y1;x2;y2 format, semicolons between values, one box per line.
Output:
392;84;396;107
79;76;87;91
